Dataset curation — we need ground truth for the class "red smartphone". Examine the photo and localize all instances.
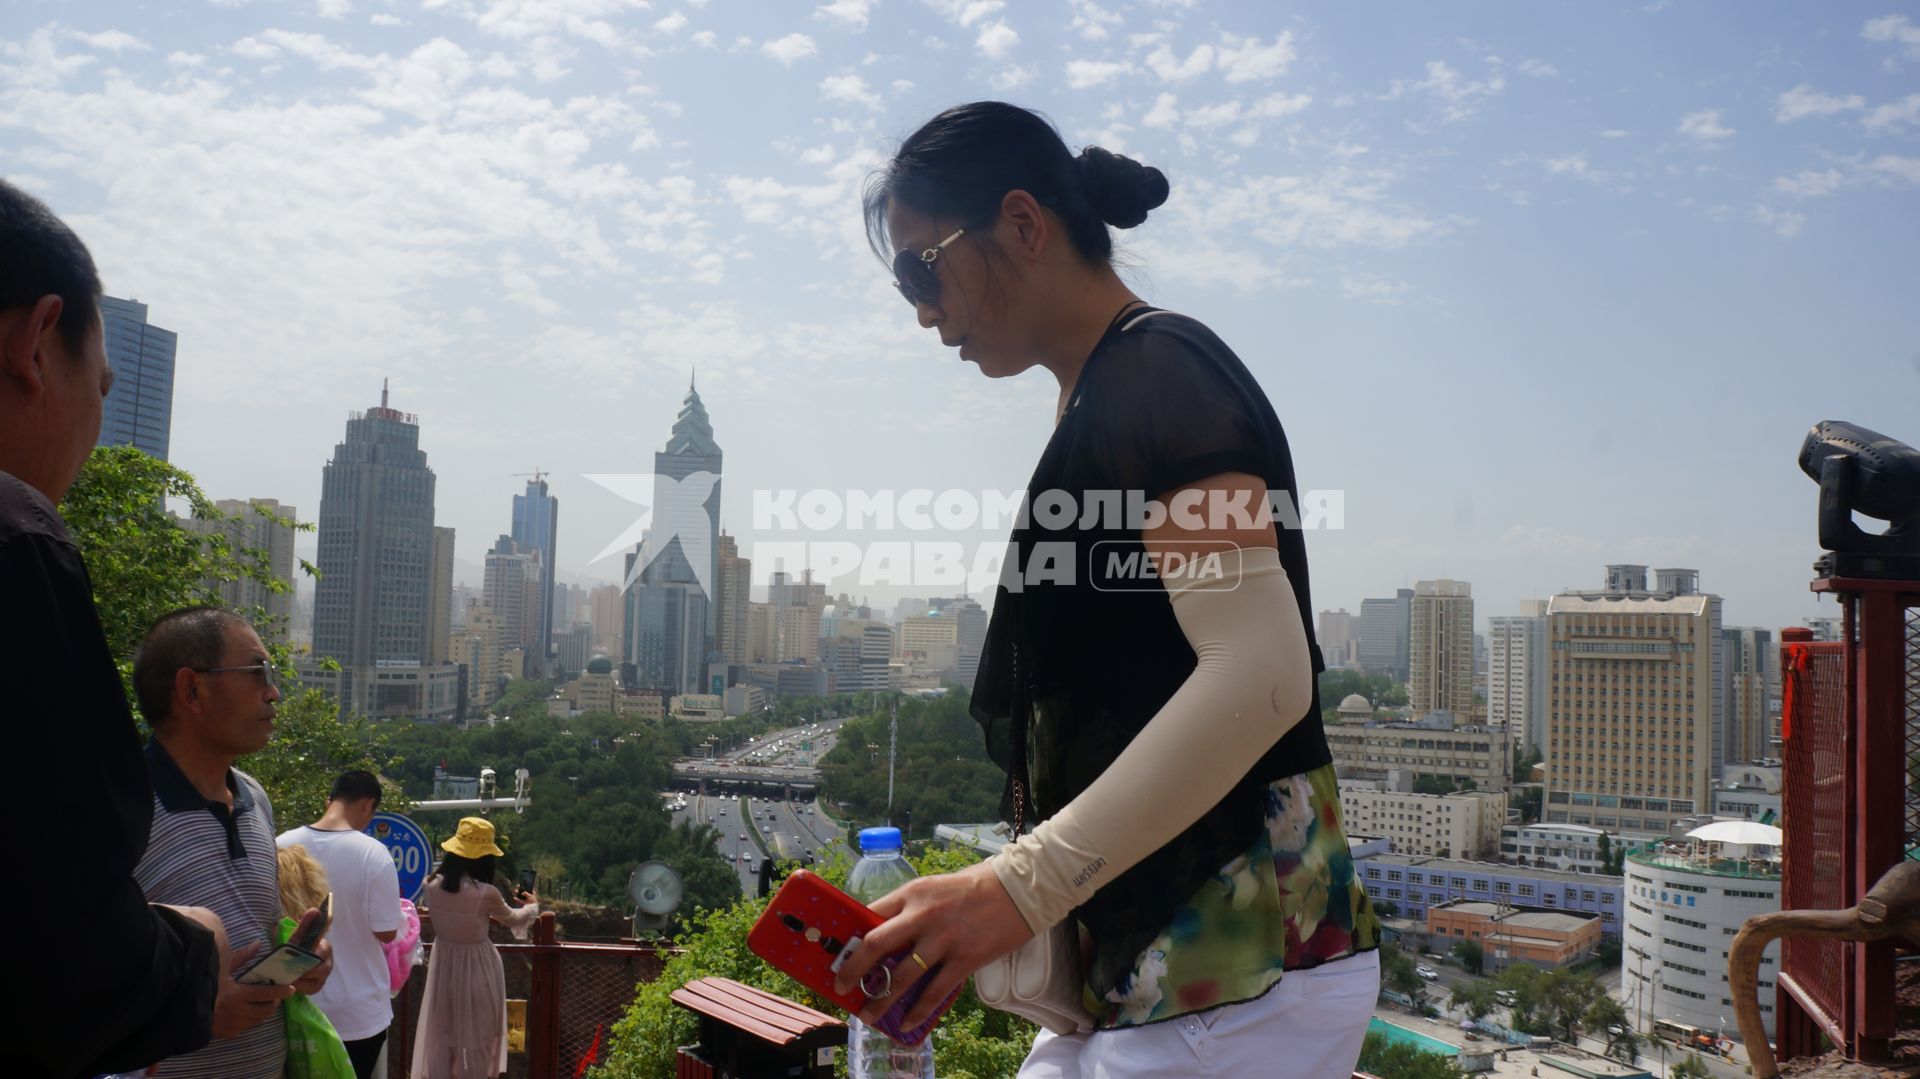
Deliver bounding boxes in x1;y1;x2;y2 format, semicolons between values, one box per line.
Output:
746;869;960;1047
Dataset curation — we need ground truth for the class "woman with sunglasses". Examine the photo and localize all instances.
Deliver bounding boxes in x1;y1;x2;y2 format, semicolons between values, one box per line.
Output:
830;101;1382;1077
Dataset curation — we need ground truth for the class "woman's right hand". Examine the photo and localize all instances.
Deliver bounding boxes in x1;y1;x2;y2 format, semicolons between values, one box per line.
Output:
518;890;538;906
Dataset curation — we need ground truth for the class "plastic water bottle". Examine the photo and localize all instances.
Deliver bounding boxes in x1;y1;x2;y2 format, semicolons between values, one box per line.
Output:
846;826;935;1079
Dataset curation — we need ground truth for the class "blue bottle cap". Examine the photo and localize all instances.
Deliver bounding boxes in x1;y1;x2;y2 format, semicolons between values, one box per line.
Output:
858;826;903;852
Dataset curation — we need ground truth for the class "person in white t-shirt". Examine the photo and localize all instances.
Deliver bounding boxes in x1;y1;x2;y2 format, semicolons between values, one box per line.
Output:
277;770;403;1079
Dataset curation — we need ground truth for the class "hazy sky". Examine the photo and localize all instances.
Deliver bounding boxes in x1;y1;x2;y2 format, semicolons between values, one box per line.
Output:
4;0;1916;633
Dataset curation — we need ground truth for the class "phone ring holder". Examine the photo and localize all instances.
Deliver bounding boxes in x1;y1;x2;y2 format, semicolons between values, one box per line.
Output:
860;964;893;999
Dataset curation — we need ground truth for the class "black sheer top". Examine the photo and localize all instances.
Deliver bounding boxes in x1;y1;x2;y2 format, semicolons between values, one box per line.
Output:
969;308;1331;999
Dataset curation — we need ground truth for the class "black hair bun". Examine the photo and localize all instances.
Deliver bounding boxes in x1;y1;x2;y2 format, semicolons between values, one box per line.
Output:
1075;146;1169;229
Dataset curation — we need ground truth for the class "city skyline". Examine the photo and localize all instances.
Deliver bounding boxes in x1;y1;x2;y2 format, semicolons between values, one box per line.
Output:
5;3;1914;633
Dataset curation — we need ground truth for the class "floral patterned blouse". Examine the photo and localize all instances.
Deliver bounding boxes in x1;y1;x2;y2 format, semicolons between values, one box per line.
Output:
1090;763;1381;1028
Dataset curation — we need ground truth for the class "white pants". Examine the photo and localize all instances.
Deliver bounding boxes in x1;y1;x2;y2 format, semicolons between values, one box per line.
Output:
1017;949;1379;1079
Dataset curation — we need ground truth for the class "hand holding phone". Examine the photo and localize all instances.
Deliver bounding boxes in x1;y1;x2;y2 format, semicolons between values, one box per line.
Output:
518;867;537;898
746;870;960;1047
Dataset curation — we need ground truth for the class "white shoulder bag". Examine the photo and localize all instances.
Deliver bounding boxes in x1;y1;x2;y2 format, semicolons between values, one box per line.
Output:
972;641;1099;1035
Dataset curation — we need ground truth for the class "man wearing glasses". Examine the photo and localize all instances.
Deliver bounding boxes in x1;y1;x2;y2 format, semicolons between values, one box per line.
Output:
131;606;334;1079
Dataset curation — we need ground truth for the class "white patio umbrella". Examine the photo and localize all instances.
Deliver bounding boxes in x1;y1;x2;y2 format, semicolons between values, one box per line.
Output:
1686;820;1784;846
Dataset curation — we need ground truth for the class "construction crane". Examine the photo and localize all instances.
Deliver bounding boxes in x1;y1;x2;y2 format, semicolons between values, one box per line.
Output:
509;468;549;486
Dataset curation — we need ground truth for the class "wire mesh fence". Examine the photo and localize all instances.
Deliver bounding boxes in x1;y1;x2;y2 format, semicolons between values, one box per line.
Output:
1778;636;1849;1032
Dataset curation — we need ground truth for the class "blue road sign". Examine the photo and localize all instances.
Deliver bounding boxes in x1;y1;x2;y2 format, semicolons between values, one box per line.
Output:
366;812;433;902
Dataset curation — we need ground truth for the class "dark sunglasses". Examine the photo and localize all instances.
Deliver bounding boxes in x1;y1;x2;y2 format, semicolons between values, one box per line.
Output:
892;227;967;307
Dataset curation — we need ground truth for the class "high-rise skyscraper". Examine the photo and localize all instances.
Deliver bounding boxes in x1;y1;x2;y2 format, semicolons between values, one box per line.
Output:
188;499;297;639
483;535;538;654
1722;627;1777;765
1409;579;1475;719
714;532;751;668
954;598;987;688
1488;601;1549;753
511;475;558;671
97;296;176;459
1357;588;1413;682
428;526;455;665
625;376;723;693
313;384;435;666
306;384;459;720
1544;566;1722;836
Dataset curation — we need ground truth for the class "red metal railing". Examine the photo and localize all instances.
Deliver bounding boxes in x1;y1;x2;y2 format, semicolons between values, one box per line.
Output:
1775;576;1920;1067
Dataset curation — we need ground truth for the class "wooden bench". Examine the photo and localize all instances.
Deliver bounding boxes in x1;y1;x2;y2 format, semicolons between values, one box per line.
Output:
670;976;847;1078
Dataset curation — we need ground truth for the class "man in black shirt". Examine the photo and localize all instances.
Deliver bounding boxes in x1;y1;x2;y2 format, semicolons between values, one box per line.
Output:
2;178;273;1075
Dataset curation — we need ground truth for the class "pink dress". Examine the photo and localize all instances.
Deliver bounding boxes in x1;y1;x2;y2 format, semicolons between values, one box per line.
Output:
411;877;540;1079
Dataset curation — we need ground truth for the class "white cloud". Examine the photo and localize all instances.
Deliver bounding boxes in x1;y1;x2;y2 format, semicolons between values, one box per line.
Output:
654;12;688;34
819;72;881;109
1341;272;1409;303
1388;59;1505;122
691;30;715;47
1862;92;1920;133
798;143;836;166
1144;43;1212;83
1517;58;1558;78
926;0;1004;29
1249;91;1310;118
1067;0;1122;41
990;64;1033;90
1863;14;1920;62
316;0;351;18
760;33;818;65
1869;153;1920;184
1166;168;1449;251
1600;128;1630;138
1142;92;1179;128
1772;168;1845;198
1;26;96;87
1185;101;1242;128
975;20;1017;59
370;13;403;27
69;29;152;53
1677;108;1734;144
1752;204;1804;238
1215;32;1294;82
815;0;874;31
1775;84;1864;123
1064;58;1131;89
232;29;380;71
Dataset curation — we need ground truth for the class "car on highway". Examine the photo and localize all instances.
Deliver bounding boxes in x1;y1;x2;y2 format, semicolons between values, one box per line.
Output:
1416;965;1439;981
739;833;747;841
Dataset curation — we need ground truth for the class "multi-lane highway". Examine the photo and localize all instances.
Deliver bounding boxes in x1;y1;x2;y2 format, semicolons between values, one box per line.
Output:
665;716;856;896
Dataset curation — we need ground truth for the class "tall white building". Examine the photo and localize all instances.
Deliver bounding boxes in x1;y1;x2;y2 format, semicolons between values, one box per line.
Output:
1624;839;1781;1043
1489;601;1549;753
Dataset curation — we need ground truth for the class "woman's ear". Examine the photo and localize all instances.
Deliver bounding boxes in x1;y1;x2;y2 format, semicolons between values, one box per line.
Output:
998;189;1050;265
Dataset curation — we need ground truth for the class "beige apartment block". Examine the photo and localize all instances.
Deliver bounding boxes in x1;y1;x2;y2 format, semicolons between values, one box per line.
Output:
1544;568;1721;834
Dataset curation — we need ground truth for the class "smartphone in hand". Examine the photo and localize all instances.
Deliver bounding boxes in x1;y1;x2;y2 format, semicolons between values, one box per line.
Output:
235;943;325;986
237;892;333;986
746;869;960;1047
518;868;537;898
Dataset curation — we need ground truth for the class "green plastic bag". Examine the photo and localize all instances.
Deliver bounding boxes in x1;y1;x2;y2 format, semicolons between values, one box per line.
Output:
276;916;356;1079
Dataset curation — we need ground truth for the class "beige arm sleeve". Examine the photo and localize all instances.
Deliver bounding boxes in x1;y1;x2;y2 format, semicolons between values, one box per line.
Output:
989;545;1314;935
